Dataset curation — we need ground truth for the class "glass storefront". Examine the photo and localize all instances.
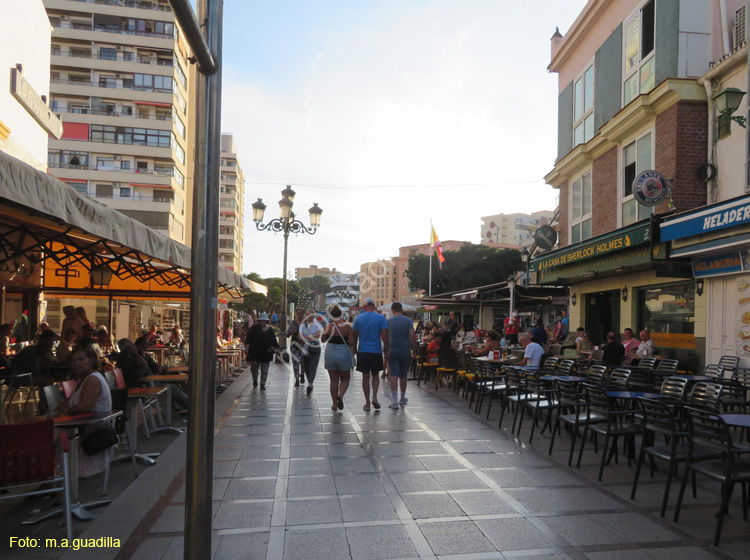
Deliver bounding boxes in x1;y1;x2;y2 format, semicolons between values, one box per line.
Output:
637;281;695;336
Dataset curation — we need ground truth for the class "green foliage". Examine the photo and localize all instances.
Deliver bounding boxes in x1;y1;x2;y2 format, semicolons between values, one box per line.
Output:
230;274;304;316
299;275;330;308
406;244;522;293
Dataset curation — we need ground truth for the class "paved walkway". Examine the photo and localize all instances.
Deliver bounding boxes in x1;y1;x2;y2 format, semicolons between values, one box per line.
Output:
50;361;750;560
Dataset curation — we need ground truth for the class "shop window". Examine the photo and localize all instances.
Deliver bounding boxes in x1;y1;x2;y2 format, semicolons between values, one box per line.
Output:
621;130;654;226
623;0;656;105
571;170;592;244
637;283;695;341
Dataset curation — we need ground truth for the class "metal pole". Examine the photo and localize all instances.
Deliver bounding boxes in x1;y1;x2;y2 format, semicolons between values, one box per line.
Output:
280;227;289;349
169;0;217;75
509;279;515;320
184;0;222;558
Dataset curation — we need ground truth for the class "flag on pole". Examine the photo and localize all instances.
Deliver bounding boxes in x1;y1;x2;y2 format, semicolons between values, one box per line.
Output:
430;226;446;269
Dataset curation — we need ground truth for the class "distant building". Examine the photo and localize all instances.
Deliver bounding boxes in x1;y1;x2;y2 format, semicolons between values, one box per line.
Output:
481;211;554;247
219;133;244;272
393;241;466;304
325;272;360;310
295;265;338;280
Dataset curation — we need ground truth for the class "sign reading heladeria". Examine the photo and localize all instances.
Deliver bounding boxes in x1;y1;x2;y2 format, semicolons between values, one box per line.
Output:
10;66;63;139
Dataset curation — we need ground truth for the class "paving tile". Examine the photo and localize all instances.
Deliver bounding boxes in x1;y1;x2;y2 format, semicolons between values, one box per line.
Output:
541;514;629;546
289;457;332;475
232;459;280;477
417;454;465;470
240;445;282;460
329;457;376;474
214;532;270;560
334;473;385;494
378;455;427;472
284;528;350;560
346;525;417;560
289;444;330;458
388;472;442;492
224;478;277;499
401;492;465;519
339;494;399;522
595;512;682;543
476;517;556;551
433;470;490;490
419;520;496;555
506;487;626;513
213;501;273;530
287;475;337;498
448;490;517;515
286;497;343;525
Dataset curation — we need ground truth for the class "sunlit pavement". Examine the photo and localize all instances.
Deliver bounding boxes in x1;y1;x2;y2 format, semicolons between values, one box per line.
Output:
10;359;749;560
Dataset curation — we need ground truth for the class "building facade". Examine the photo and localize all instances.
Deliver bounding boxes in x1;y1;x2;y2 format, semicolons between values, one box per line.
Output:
44;0;193;244
324;272;360;310
530;0;739;369
219;133;244;272
394;241;467;304
481;211;555;247
295;265;338;281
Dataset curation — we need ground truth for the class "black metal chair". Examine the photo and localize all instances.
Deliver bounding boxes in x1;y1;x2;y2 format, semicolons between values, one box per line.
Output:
674;407;750;546
687;382;723;412
584;364;608;386
436;349;459;390
516;374;557;443
718;355;740;375
607;368;631;391
548;379;606;466
577;383;640;481
659;375;689;403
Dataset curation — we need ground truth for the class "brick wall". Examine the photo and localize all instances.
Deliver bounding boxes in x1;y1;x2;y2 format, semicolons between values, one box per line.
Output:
591;146;618;237
655;101;708;214
557;179;569;247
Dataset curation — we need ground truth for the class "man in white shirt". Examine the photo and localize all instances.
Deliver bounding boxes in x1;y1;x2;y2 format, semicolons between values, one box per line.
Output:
636;329;653;358
517;332;543;370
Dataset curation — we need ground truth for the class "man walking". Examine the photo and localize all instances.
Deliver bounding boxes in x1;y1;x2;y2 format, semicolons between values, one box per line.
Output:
387;302;418;409
352;297;388;411
287;308;307;386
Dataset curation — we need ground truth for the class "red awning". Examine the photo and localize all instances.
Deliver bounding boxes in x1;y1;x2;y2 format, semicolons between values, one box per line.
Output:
133;101;172;108
61;122;89;140
130;183;173;189
60;178;86;183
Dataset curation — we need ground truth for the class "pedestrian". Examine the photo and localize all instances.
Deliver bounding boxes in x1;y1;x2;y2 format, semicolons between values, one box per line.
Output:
387;302;417;409
245;312;279;390
299;309;322;394
287;308;307;386
531;319;548;344
352;297;388;411
321;305;355;411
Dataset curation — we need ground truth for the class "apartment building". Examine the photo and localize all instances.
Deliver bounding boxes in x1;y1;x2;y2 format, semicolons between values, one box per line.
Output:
44;0;193;244
295;265;338;281
219;133;244;272
529;0;738;368
393;241;466;304
480;211;555;247
359;260;397;308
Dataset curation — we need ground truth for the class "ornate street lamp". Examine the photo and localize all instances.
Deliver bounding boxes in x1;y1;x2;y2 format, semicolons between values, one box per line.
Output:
253;185;322;348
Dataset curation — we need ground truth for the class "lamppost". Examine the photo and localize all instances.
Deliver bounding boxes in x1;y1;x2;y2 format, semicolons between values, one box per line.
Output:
252;185;322;348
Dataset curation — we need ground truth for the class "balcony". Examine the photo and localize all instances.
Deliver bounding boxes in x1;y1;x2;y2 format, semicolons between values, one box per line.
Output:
52;106;172;123
51;51;174;76
45;0;173;13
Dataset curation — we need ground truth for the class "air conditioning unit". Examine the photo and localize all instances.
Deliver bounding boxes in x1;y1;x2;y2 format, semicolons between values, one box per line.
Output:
735;6;747;49
116;45;122;51
60;15;69;21
113;155;119;160
116;73;122;78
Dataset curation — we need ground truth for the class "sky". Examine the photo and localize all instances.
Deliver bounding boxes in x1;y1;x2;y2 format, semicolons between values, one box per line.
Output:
220;0;587;279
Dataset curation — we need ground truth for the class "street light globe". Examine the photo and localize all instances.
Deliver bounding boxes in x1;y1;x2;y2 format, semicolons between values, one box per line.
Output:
279;197;293;219
309;203;323;227
281;185;296;203
251;198;267;223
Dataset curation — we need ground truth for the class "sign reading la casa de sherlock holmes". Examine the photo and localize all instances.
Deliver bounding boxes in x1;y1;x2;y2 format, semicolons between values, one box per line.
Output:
530;223;657;283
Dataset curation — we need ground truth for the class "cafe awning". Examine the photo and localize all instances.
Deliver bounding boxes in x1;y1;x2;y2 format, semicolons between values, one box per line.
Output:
420;281;567;311
0;150;266;300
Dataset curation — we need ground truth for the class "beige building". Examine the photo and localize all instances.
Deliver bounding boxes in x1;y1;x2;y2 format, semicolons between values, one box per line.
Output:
44;0;193;244
394;241;466;304
359;260;397;308
220;133;244;272
481;211;554;247
295;265;338;281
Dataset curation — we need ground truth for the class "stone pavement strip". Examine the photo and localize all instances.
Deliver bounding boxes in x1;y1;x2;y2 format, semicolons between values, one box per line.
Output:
51;360;749;560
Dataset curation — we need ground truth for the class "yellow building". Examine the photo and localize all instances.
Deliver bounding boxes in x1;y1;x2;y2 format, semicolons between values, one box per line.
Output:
220;133;244;272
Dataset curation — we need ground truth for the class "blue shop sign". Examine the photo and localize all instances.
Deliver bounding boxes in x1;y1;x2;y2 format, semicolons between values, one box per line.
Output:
692;251;743;278
661;196;750;242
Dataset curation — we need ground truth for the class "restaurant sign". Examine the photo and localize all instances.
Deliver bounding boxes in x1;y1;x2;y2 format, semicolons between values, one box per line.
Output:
692;251;744;278
10;67;63;139
537;244;653;283
529;223;652;273
661;195;750;242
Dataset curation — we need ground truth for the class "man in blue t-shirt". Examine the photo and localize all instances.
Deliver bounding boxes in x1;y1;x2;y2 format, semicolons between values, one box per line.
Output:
517;332;543;370
386;302;418;409
352;297;388;411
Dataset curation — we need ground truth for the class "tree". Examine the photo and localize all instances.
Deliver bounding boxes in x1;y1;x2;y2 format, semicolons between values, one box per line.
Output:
406;244;522;294
299;275;330;309
230;274;304;316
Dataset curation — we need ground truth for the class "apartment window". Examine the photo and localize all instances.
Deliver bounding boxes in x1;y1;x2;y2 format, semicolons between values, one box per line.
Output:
97;157;115;170
49;150;89;167
120;160;131;170
51;45;61;56
623;0;656;105
172;134;185;164
573;63;595;146
65;181;88;195
121;105;133;116
119;187;131;198
122;51;134;62
96;184;113;198
173;111;186;138
173;167;184;187
134;73;172;92
99;76;117;88
621;130;654;226
174;88;186;115
176;64;187;88
571;171;592;244
220;199;236;208
99;48;117;61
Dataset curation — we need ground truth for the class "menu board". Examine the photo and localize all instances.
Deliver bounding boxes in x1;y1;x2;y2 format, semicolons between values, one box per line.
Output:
737;276;750;357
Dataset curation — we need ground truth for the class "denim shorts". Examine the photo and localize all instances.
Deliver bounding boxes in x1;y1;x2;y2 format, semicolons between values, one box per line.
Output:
325;343;354;371
388;352;412;378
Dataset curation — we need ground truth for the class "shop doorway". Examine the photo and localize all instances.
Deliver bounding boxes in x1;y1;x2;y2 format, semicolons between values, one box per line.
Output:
585;290;620;346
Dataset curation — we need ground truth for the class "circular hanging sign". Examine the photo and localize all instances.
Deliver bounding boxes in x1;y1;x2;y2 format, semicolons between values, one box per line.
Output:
533;225;558;250
633;170;669;206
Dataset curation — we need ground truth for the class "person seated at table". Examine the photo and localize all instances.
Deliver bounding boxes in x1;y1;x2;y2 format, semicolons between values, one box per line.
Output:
55;344;113;478
80;324;105;358
469;331;502;357
531;319;548;344
576;332;592;356
516;332;543;370
602;331;625;366
10;329;57;387
33;322;51;344
422;324;434;344
426;333;441;364
144;324;162;346
0;322;12;369
134;335;163;375
95;326;117;354
55;328;78;365
120;338;188;410
164;325;185;348
61;305;84;340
